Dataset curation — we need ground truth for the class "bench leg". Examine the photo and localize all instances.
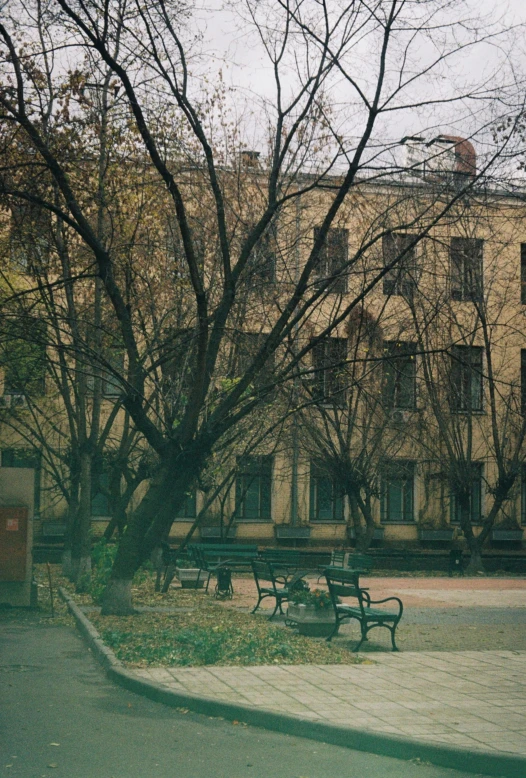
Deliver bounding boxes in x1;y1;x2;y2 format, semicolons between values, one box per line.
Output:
353;623;368;652
269;600;281;620
326;620;340;642
204;572;213;593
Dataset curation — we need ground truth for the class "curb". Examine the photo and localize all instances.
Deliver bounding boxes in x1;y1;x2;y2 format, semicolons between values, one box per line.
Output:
59;588;526;778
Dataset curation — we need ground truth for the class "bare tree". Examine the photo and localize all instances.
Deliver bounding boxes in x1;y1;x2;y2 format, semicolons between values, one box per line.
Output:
409;203;526;572
0;0;515;611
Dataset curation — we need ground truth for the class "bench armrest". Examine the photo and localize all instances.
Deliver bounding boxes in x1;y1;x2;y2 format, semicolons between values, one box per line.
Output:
369;596;403;615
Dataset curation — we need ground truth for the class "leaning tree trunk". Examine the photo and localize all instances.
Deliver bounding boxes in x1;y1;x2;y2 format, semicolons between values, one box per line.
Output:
100;462;199;612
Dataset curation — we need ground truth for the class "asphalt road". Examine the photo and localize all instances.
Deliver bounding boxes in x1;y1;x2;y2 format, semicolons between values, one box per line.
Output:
0;612;494;778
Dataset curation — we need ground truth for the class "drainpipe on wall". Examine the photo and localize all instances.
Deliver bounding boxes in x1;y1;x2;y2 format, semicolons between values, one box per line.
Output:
290;192;302;526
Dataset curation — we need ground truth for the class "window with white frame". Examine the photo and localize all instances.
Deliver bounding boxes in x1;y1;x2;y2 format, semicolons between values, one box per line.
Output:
450;463;483;524
235;455;272;520
309;462;344;521
381;460;415;522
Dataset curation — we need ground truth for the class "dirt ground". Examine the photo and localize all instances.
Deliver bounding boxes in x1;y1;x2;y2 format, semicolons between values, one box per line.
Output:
188;573;526;652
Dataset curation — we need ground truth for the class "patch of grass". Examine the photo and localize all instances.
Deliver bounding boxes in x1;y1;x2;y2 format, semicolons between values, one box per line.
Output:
90;597;369;668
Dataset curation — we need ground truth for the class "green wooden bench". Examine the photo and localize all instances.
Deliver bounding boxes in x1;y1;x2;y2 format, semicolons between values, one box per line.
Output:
259;548;301;567
188;543;259;568
251;560;309;620
324;567;403;651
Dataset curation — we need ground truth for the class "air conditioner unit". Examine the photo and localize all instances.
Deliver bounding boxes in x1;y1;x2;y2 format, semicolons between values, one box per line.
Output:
10;394;28;408
391;409;412;424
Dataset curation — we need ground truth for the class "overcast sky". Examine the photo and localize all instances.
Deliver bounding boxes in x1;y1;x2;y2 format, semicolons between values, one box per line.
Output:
183;0;526;167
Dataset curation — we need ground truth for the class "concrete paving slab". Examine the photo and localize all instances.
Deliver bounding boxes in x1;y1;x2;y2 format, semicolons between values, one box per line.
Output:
131;649;526;758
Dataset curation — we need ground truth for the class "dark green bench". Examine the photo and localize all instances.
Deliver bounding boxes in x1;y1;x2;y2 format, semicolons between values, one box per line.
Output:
188;543;259;568
346;553;374;574
259;548;301;567
324;567;403;651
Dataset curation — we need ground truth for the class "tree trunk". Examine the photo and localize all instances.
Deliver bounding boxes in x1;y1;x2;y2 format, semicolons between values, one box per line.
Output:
101;443;212;614
457;492;485;575
62;470;80;579
100;471;172;614
465;539;484;574
348;491;375;552
72;451;92;592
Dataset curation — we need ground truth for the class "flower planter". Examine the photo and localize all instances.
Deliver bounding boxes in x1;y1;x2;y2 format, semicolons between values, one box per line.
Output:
275;526;311;540
418;529;454;543
175;568;208;589
491;529;523;543
347;527;384;544
200;526;237;540
287;603;335;637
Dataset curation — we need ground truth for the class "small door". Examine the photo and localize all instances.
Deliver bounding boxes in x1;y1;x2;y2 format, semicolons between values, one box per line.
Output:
0;507;28;581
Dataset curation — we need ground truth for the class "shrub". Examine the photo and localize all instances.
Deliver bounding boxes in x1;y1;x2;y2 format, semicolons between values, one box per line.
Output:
289;588;332;609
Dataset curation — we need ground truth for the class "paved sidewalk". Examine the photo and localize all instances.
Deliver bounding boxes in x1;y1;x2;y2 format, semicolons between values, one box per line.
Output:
131;649;526;757
59;577;526;775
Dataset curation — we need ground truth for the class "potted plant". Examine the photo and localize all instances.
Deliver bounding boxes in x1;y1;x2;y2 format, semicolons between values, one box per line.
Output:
175;557;208;589
287;588;336;637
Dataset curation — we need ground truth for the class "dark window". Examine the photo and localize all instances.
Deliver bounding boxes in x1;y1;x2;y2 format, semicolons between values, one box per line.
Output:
160;329;195;404
383;341;417;409
381;460;415;522
235;455;272;520
86;347;125;398
174;489;197;519
10;203;50;272
451;463;483;524
309;462;344;521
382;233;417;297
245;224;276;285
313;227;348;293
166;219;205;280
450;345;483;412
311;337;347;405
2;318;46;396
231;331;275;400
91;465;110;517
1;448;41;514
102;349;124;397
521;244;526;305
450;237;483;301
521;350;526;415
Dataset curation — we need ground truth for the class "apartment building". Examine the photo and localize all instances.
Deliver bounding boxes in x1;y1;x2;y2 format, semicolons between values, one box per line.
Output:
2;136;526;555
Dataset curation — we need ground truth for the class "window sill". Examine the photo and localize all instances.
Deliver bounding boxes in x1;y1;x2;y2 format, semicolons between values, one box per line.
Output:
236;518;273;523
380;520;416;525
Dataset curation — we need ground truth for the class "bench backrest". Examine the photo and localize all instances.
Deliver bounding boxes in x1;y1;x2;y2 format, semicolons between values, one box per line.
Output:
251;560;281;594
330;549;346;567
346;553;373;572
260;549;301;565
190;543;258;554
324;567;367;614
